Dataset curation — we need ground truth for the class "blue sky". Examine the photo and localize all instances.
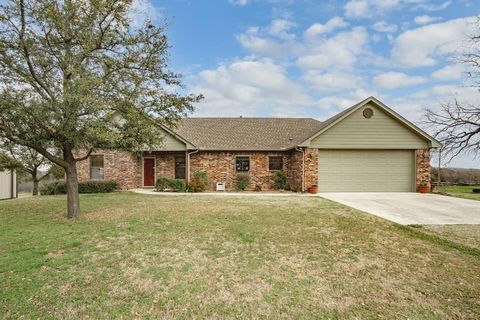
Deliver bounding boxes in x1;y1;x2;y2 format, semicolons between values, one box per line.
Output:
135;0;479;168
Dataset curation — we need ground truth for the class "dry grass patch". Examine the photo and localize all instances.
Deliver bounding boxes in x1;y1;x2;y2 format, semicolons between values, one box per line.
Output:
419;225;480;249
1;192;479;319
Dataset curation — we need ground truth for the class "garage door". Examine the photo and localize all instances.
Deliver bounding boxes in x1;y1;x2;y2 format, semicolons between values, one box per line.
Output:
318;150;415;192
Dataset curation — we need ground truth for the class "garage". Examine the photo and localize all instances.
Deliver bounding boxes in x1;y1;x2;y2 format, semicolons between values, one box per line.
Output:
318;150;415;192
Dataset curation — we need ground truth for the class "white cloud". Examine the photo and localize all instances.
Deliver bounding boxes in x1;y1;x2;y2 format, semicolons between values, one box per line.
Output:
304;71;362;92
191;59;314;116
413;0;451;12
392;17;474;67
374;72;427;89
228;0;249;5
372;21;398;33
297;27;369;69
267;19;297;41
431;64;464;80
304;17;348;39
344;0;400;19
413;15;442;25
236;33;301;56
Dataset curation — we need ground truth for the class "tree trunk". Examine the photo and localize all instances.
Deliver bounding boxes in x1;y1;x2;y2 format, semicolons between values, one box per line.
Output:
65;162;80;218
32;179;39;196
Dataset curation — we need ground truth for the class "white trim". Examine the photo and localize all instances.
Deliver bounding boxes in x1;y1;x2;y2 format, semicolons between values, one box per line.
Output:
142;156;156;187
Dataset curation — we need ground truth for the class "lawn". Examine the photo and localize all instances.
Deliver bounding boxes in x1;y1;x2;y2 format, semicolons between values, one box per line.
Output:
1;193;480;319
434;185;480;201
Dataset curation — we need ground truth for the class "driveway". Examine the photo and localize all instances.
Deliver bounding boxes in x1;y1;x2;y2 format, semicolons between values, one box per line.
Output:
319;192;480;225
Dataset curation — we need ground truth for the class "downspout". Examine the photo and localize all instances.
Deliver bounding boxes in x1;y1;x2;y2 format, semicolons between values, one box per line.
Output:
186;149;199;183
295;147;305;192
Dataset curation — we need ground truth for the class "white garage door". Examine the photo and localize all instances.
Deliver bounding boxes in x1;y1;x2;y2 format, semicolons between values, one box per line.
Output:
318;150;415;192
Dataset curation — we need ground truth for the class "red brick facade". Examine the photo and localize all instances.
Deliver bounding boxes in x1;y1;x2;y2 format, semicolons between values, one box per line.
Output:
76;147;431;192
416;148;432;191
76;149;142;190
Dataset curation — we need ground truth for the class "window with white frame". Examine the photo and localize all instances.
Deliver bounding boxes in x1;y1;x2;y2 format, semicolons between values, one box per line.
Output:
269;156;283;171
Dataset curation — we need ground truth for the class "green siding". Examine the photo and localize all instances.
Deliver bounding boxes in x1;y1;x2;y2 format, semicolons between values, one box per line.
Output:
159;128;186;151
318;150;415;192
311;103;429;149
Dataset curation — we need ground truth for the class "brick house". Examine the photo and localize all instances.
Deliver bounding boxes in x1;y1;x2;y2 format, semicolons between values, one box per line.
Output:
76;97;441;192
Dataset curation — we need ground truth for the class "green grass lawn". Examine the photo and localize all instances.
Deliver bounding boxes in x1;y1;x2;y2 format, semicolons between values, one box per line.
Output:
434;185;480;201
1;193;480;319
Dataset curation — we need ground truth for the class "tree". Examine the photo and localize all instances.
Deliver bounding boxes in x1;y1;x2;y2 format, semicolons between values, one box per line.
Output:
0;144;53;195
0;0;201;217
425;17;480;162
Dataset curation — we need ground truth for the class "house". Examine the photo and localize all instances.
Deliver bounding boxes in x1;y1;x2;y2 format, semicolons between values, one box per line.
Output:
0;170;17;200
76;97;441;192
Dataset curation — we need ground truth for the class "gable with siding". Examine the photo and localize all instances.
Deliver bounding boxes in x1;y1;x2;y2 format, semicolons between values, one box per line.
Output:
158;127;187;151
309;103;430;149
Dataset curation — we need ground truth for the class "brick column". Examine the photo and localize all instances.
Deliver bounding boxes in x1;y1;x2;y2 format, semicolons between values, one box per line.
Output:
416;148;431;191
304;148;318;191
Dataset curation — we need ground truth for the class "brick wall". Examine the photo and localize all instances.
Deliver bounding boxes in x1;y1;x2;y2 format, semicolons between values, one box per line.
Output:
77;149;142;190
416;148;431;191
190;151;302;191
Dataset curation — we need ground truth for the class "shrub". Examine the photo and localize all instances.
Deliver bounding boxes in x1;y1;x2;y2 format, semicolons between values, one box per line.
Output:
236;173;250;191
155;177;187;192
273;170;287;189
41;180;117;195
189;170;209;192
254;184;262;192
40;180;66;195
169;179;187;192
155;177;171;192
290;183;301;193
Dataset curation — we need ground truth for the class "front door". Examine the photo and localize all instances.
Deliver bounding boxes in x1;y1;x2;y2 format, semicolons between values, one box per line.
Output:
143;158;155;187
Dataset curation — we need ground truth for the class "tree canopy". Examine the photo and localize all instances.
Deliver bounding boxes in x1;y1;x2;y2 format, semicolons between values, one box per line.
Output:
0;0;202;216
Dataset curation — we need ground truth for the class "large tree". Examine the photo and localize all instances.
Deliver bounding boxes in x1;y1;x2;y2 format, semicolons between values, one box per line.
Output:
0;0;201;217
425;17;480;162
0;143;53;195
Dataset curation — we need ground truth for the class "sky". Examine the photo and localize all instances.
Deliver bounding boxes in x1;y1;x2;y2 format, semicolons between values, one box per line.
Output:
136;0;480;167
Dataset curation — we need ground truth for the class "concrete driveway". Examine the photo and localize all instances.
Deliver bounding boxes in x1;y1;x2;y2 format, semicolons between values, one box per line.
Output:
319;192;480;225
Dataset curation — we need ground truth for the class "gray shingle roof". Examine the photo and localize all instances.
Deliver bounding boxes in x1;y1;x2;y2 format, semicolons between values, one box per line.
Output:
174;117;324;151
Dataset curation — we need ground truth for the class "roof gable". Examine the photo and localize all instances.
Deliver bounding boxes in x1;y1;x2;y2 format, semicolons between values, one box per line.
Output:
301;96;442;148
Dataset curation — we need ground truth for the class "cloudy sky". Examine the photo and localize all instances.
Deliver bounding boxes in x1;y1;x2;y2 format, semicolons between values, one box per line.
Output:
139;0;479;168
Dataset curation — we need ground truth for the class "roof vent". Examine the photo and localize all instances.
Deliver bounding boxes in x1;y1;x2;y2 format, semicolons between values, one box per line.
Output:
239;115;243;118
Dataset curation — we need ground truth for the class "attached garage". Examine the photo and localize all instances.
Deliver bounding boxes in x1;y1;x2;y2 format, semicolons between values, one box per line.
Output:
300;97;442;192
318;150;415;192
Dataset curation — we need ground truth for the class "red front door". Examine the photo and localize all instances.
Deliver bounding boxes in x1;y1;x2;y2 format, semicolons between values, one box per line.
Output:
143;158;155;187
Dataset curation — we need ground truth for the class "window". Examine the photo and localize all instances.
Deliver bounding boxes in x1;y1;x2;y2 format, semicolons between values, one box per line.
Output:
175;154;186;179
269;156;283;171
236;156;250;172
90;155;104;180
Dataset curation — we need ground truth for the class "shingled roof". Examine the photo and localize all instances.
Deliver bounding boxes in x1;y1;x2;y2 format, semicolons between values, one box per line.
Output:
174;117;324;151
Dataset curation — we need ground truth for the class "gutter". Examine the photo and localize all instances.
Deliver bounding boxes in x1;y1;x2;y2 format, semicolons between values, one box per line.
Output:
186;149;199;183
295;147;305;192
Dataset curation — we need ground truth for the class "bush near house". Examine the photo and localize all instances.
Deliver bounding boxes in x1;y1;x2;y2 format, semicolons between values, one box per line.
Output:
236;173;250;191
155;177;187;192
188;170;209;192
273;170;287;190
41;180;117;195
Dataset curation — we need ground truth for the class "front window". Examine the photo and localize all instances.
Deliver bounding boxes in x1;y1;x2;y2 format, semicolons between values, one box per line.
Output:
236;156;250;172
175;154;186;179
269;156;283;171
90;155;104;180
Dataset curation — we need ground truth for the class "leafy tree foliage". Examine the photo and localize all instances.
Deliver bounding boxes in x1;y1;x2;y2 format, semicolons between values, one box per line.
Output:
0;0;201;217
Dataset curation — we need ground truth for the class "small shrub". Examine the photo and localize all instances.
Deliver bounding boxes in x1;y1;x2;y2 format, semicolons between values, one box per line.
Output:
273;170;287;189
79;180;117;193
236;173;250;191
290;183;301;193
41;180;117;195
189;170;209;192
169;179;187;192
254;184;262;192
155;177;186;192
40;180;66;195
155;177;171;192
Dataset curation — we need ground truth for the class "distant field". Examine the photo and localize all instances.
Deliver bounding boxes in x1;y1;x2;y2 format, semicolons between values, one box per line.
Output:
434;185;480;201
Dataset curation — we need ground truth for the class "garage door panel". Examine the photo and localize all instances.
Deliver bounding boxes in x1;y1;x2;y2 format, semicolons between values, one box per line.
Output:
318;150;414;192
